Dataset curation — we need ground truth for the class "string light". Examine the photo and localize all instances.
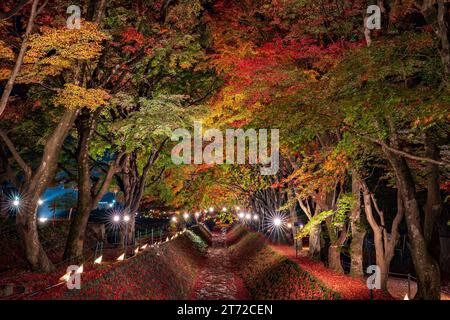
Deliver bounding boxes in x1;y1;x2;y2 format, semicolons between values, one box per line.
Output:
238;212;244;219
253;214;258;220
209;207;214;212
38;199;44;206
117;253;125;261
123;215;130;222
12;197;20;207
94;256;102;264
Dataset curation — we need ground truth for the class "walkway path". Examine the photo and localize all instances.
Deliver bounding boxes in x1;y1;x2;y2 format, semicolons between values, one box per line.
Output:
190;232;250;300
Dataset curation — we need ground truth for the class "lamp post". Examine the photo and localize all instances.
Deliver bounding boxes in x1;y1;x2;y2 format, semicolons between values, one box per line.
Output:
253;214;259;231
124;214;130;255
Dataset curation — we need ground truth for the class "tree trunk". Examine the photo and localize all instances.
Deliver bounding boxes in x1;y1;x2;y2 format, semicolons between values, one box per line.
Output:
362;184;387;290
16;202;54;272
384;148;441;299
64;113;95;261
309;223;321;260
64;111;121;261
17;108;79;271
350;171;366;277
424;134;442;262
328;226;347;273
328;244;343;273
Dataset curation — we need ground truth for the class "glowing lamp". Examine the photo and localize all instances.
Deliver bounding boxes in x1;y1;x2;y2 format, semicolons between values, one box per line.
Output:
117;253;125;261
94;256;102;264
273;218;282;227
60;272;71;282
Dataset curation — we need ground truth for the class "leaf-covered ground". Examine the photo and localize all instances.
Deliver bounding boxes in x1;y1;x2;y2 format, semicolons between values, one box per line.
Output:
189;232;250;300
270;244;392;300
228;228;341;300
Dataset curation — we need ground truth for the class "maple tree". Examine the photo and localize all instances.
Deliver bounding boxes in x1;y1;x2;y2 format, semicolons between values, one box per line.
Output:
0;0;448;301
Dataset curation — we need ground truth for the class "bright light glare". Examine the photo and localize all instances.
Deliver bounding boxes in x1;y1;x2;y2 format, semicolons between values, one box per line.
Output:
39;217;48;223
13;198;20;206
245;213;251;220
238;212;244;219
172;216;177;222
222;207;227;212
209;207;214;212
117;253;125;261
273;218;282;227
94;256;102;264
38;199;44;205
123;215;130;222
183;213;189;220
113;215;120;222
287;223;292;228
253;214;258;220
141;244;148;250
60;272;71;282
195;212;200;218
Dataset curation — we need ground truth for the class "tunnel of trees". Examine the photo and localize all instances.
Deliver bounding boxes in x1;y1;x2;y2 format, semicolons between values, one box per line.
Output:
0;0;449;301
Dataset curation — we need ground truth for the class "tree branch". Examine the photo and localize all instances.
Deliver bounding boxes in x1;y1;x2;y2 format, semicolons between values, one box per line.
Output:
0;129;32;182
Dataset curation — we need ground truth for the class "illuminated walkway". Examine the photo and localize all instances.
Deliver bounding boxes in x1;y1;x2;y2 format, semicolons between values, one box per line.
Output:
190;233;250;300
